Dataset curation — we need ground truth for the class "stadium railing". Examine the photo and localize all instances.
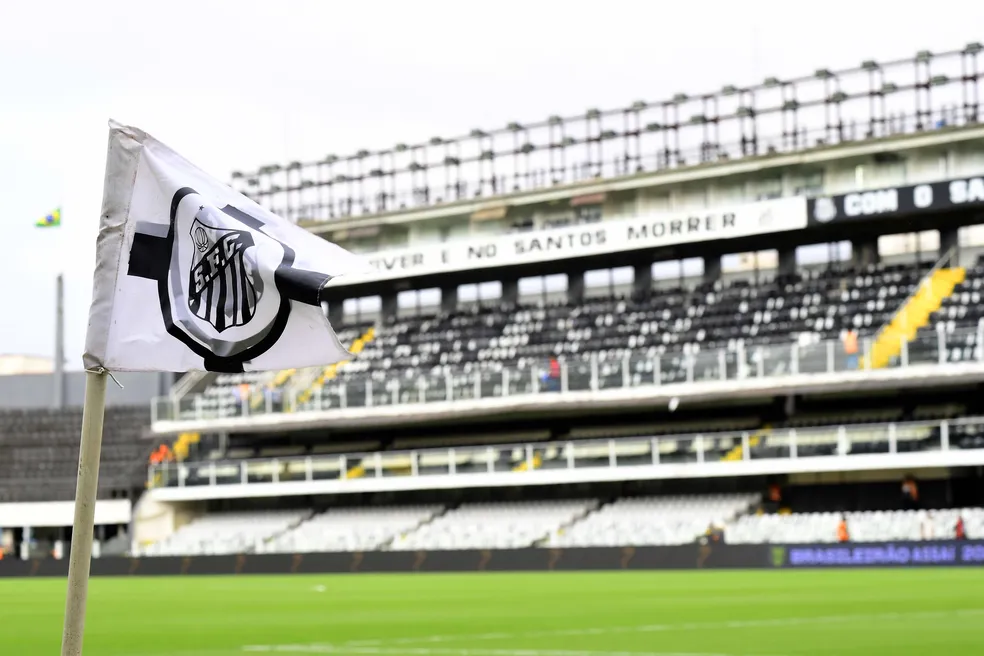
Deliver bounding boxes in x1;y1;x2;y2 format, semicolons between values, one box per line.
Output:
146;415;984;495
151;324;984;423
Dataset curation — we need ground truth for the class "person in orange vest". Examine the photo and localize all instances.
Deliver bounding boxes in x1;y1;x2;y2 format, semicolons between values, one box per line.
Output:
843;330;859;370
837;515;850;543
901;476;919;510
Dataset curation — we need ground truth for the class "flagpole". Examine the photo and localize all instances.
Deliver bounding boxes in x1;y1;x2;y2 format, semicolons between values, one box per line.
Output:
60;370;108;656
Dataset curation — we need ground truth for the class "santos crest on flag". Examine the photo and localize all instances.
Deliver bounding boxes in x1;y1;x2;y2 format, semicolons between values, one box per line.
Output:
83;121;369;373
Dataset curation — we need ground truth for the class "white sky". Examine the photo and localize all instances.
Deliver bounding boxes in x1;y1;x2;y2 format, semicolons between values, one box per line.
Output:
0;0;980;368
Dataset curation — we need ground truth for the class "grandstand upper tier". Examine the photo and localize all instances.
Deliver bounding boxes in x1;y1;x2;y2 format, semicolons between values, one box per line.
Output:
155;43;984;433
232;45;984;229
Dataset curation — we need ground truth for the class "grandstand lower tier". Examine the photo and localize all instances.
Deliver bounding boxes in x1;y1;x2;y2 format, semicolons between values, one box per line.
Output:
132;495;984;557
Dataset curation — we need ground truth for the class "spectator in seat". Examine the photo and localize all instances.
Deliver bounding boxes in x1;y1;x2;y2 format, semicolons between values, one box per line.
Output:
837;515;850;543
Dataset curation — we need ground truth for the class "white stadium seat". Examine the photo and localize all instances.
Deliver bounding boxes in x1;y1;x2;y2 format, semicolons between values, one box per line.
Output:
547;494;759;547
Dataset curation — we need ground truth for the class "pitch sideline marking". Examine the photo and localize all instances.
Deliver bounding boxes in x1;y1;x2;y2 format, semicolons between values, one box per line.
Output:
332;607;984;647
242;646;745;656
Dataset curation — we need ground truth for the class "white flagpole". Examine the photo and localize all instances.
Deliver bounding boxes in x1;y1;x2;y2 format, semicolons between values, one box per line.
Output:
60;370;109;656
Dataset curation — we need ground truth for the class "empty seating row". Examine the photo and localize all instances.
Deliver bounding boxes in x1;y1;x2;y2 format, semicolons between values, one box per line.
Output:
135;497;984;557
179;261;980;420
136;510;308;557
0;406;151;503
389;500;597;551
258;505;442;553
546;494;759;547
725;508;984;544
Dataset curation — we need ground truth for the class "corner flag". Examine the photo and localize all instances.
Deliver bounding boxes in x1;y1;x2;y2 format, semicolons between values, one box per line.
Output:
61;121;371;656
83;121;368;374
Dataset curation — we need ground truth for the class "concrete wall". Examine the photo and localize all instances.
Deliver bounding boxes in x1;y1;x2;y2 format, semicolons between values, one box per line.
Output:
0;372;170;409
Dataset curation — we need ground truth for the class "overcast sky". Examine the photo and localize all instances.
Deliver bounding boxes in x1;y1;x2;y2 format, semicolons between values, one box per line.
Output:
0;0;980;368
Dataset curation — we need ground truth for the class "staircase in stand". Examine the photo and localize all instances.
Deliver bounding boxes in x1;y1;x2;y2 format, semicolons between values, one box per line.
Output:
292;326;376;409
863;250;964;370
722;425;772;461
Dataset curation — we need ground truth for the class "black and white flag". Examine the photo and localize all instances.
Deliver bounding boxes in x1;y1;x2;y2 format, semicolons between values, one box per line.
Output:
83;121;367;373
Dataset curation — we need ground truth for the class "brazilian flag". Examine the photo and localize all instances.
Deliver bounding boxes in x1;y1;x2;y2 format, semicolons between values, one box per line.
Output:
36;208;61;228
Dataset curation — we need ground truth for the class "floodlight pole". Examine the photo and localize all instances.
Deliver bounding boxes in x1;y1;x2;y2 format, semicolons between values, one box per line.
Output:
60;370;109;656
54;273;65;409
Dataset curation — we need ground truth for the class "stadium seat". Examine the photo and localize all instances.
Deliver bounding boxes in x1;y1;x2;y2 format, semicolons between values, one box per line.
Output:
137;510;308;556
546;494;759;547
258;505;443;553
724;508;984;543
170;260;984;422
390;500;597;550
0;406;150;503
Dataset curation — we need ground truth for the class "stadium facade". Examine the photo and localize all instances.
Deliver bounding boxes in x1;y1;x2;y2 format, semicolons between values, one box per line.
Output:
3;44;984;569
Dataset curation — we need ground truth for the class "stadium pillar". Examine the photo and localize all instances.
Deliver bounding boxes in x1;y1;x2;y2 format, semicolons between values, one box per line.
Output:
441;286;458;313
939;227;959;261
54;273;65;410
702;256;722;284
568;271;585;304
381;294;398;321
633;263;652;299
778;248;797;277
327;302;344;329
852;238;880;267
502;277;519;306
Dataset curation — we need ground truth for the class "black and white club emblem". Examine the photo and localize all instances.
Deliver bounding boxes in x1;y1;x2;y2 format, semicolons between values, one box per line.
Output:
187;219;260;332
812;197;837;223
127;187;334;373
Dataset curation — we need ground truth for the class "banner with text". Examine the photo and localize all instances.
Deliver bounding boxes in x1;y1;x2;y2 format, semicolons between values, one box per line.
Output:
772;540;984;568
807;176;984;226
330;196;807;286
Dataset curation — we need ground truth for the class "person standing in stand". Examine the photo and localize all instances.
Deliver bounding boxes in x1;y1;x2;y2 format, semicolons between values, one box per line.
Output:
955;514;966;540
901;476;920;510
843;330;859;370
837;515;850;543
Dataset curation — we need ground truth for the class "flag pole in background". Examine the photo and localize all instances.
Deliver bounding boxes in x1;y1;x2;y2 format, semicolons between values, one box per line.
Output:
54;272;66;409
34;207;66;409
60;369;108;656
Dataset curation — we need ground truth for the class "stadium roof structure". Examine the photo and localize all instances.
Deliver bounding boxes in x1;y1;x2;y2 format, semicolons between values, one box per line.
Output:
231;44;983;227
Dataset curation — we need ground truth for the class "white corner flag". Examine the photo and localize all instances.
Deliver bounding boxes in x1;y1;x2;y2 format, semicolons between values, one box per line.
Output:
61;121;369;656
83;120;367;374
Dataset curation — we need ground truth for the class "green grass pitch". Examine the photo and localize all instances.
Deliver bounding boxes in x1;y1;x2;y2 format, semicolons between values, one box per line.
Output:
1;570;981;655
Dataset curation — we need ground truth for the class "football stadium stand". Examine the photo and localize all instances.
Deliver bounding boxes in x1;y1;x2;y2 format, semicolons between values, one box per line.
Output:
259;505;443;553
158;255;984;421
136;510;308;557
545;494;759;547
122;498;984;555
0;406;149;503
390;500;597;551
7;45;984;567
725;508;984;544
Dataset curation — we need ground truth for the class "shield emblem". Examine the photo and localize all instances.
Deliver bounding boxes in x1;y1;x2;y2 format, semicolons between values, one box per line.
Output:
187;219;262;332
127;186;336;372
812;197;837;222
